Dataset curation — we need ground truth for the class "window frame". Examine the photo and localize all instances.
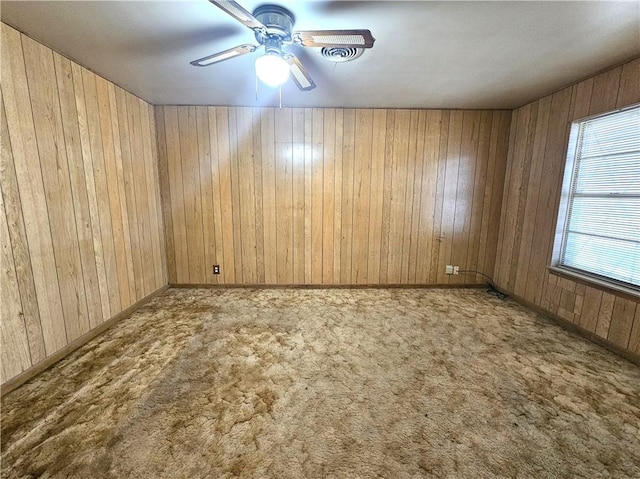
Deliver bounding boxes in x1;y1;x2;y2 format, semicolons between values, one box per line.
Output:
550;103;640;298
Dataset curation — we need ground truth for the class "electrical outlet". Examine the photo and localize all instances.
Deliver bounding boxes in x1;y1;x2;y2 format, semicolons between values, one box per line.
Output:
453;266;459;275
445;265;454;274
213;265;220;275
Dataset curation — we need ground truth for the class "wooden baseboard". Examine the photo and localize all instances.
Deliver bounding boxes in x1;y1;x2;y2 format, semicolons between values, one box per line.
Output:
504;290;640;367
5;283;632;396
169;283;488;289
1;285;169;397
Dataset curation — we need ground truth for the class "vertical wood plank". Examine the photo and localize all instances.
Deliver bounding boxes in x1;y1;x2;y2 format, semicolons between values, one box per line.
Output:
260;108;276;284
451;110;481;283
237;107;258;283
576;287;602;333
436;111;463;284
82;68;121;313
178;107;205;283
253;108;265;284
0;190;32;381
497;105;530;288
303;108;313;283
96;76;131;307
148;103;168;286
416;110;441;283
367;109;387;284
196;106;216;284
0;94;46;364
477;111;499;279
163;106;189;283
494;111;517;286
155;107;177;283
521;97;551;300
109;84;137;300
352;109;373;284
113;86;144;298
629;306;640;355
387;110;411;283
429;111;449;283
332;109;344;283
466;111;492;283
508;103;537;293
128;95;155;295
608;298;636;349
311;108;324;283
407;111;426;283
484;111;510;281
275;108;293;283
400;110;419;284
208;108;225;282
588;66;622;116
292;108;305;284
23;36;90;341
595;292;615;339
322;109;336;284
140;100;164;290
571;78;594;121
340;109;355;284
217;108;235;283
72;64;111;320
228;108;243;282
616;58;640;108
53;54;104;326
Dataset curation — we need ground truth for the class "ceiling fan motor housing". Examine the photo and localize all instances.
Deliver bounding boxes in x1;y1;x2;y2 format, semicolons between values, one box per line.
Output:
253;5;294;43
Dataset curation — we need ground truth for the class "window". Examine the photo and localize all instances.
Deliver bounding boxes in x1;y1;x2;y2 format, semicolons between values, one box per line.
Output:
552;104;640;294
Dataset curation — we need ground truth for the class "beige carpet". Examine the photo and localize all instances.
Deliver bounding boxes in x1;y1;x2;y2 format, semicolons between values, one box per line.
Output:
1;288;639;478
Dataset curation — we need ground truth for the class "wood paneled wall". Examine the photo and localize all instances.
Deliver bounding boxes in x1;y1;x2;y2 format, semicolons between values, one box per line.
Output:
6;23;634;386
1;24;167;384
156;106;511;286
495;58;640;356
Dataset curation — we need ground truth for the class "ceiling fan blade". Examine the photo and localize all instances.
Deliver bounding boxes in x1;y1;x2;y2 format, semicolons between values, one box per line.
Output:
208;0;266;31
283;54;316;91
293;30;375;48
190;44;257;67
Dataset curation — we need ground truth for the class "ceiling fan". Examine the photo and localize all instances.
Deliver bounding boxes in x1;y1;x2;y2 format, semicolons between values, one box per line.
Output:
190;0;375;91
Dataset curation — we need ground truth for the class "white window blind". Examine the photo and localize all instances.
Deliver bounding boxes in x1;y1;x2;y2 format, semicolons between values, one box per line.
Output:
557;105;640;289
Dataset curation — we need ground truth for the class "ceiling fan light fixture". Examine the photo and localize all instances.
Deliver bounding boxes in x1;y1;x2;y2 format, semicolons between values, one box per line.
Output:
255;52;290;87
193;1;375;92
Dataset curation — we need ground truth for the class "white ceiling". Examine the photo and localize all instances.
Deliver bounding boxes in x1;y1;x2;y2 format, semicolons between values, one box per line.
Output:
2;1;639;109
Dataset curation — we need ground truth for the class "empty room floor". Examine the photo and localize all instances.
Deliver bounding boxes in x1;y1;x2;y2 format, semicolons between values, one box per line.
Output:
1;288;639;478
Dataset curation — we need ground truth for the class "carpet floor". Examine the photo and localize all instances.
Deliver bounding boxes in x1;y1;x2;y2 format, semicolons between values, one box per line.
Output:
1;288;639;478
